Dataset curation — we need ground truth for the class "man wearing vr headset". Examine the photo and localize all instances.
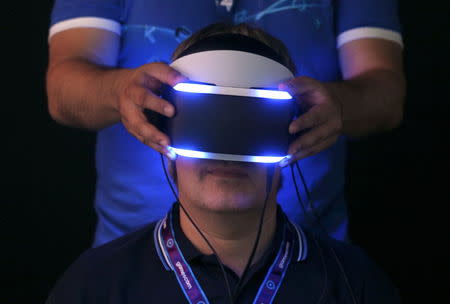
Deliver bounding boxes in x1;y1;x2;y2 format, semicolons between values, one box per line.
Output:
46;1;405;247
45;161;401;304
46;24;400;304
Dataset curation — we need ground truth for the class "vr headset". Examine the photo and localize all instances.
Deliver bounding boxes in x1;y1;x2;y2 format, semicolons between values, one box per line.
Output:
158;33;298;163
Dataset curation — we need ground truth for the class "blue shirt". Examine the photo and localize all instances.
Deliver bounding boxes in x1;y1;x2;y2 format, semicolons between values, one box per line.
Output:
49;0;403;246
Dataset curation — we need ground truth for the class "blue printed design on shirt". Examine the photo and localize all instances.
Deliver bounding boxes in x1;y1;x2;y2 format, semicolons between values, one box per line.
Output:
234;0;326;29
121;0;327;47
122;24;192;44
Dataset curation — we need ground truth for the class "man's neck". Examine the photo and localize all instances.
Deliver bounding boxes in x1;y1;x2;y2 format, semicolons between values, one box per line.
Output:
178;201;278;278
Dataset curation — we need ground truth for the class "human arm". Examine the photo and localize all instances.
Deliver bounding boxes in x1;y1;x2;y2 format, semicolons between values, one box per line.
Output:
46;28;186;154
280;38;406;163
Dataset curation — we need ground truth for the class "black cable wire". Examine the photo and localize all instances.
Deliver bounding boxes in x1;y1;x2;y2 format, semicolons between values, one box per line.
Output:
292;162;359;304
328;243;359;304
295;162;313;212
231;166;272;301
160;152;357;303
233;164;275;300
311;234;329;304
290;164;308;215
290;163;327;303
160;154;234;304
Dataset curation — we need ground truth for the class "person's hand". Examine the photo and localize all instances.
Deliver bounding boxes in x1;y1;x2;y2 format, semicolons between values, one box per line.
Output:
279;76;343;166
115;62;188;156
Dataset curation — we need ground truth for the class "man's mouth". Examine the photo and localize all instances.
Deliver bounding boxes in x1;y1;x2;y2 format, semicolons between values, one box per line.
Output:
206;166;249;178
207;168;248;178
201;159;256;179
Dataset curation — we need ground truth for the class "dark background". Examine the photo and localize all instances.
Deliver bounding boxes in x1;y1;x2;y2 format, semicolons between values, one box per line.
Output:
4;1;449;303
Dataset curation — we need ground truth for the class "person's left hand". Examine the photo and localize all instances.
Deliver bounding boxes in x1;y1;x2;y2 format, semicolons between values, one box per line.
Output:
279;76;343;166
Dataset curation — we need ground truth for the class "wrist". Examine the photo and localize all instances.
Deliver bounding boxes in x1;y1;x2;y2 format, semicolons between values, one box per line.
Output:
105;67;132;113
323;81;349;131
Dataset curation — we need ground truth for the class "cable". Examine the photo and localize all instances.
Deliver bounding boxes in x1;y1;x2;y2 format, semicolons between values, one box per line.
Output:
311;234;329;304
232;164;274;301
291;163;327;303
160;152;357;303
295;162;314;213
290;162;359;304
160;154;234;304
290;164;308;215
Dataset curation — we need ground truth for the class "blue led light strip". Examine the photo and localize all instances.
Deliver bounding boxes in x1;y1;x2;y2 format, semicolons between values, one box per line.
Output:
173;83;292;100
168;147;288;163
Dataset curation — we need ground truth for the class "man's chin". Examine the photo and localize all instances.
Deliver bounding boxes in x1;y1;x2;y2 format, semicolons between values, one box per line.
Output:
198;196;261;214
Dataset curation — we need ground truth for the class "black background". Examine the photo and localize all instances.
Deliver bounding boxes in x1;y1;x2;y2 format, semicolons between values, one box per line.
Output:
4;1;449;303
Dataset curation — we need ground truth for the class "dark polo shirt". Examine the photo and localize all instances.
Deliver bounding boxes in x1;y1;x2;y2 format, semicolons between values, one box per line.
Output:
46;205;400;303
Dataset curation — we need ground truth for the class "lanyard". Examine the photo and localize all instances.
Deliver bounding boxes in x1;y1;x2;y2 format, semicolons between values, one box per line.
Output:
159;207;295;304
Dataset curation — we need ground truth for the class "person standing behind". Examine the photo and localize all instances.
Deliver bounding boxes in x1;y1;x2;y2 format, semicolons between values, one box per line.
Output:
46;0;405;247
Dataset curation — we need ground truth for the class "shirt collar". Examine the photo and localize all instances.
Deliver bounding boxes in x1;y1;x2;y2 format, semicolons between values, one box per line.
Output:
154;203;308;271
171;204;207;262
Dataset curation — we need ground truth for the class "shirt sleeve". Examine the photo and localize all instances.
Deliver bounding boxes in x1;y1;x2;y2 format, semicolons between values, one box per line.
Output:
49;0;124;40
335;0;403;48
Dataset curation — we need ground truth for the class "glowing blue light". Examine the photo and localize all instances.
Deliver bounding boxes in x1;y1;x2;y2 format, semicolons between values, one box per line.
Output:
173;83;215;94
168;146;287;163
165;146;178;160
169;147;209;159
246;155;287;163
173;83;292;100
253;89;292;100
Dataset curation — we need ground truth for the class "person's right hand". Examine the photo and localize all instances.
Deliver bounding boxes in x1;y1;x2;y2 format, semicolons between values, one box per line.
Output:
115;62;188;156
